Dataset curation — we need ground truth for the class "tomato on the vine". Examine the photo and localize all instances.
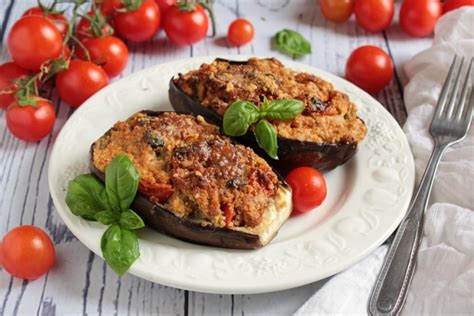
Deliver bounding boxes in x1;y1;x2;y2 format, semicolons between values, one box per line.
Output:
285;167;327;214
400;0;442;37
56;60;109;108
95;0;123;16
114;0;161;42
1;226;55;280
319;0;355;23
7;16;63;70
345;45;394;94
76;10;114;43
163;4;210;46
354;0;394;32
6;97;56;141
227;18;254;46
0;62;30;109
78;36;129;78
443;0;474;13
22;7;69;37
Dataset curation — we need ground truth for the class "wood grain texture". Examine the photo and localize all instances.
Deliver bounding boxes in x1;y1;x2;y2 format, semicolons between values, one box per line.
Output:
0;0;430;315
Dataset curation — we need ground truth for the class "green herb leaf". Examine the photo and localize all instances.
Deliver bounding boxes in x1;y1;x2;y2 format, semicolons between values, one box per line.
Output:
101;224;140;276
94;210;118;225
120;209;145;230
254;119;279;160
274;29;311;57
105;155;140;213
260;99;305;120
66;174;110;221
223;101;260;136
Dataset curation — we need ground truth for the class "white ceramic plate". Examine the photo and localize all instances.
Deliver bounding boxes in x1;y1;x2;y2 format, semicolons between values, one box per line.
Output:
48;56;414;294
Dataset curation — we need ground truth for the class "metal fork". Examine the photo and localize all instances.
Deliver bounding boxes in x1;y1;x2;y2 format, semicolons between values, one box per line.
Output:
368;55;474;316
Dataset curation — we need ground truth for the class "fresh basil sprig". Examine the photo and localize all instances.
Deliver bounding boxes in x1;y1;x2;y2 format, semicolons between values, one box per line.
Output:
66;155;144;276
273;29;311;57
223;97;304;159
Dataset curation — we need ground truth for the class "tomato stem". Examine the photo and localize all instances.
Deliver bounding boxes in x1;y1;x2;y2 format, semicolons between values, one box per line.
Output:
199;1;216;38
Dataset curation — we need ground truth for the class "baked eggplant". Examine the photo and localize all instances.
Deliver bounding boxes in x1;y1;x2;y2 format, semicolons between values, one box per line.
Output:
90;111;292;249
169;58;367;175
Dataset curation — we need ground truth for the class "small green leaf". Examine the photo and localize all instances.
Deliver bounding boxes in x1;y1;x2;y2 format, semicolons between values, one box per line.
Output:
101;224;140;276
260;99;304;120
105;155;140;213
254;119;279;160
223;101;260;136
95;210;118;225
66;174;110;221
273;29;311;57
120;210;145;230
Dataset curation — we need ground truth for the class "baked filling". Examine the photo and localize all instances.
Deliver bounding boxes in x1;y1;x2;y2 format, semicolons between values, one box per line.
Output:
174;58;367;144
92;112;282;229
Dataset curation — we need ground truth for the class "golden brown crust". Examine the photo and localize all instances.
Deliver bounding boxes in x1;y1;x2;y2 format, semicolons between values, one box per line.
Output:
175;58;367;144
91;112;279;228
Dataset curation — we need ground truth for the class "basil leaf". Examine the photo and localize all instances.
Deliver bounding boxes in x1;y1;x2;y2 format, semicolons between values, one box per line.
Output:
105;155;140;212
254;119;279;160
274;29;311;57
120;209;145;230
101;224;140;276
66;174;110;221
95;210;118;225
223;101;260;136
260;99;304;120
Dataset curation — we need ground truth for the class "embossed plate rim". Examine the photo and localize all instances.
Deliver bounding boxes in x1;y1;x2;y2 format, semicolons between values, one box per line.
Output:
48;55;415;294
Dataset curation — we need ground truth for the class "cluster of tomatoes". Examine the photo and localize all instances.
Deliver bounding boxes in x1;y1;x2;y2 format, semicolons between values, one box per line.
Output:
321;0;473;94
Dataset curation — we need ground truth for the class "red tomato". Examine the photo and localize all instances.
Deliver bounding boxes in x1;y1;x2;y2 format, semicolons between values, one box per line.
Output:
354;0;394;32
78;36;128;78
0;62;30;109
7;16;63;70
6;97;56;141
319;0;355;23
76;11;114;43
114;0;161;42
163;4;209;46
346;45;394;94
400;0;442;37
1;226;55;280
227;18;254;46
22;7;69;37
155;0;178;15
443;0;474;13
56;60;109;108
95;0;123;16
285;167;327;214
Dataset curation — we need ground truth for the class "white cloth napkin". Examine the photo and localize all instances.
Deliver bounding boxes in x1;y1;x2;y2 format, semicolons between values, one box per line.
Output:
295;8;474;316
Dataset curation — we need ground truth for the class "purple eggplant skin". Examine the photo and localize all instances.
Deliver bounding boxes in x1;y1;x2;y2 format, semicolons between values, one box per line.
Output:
169;77;359;176
89;110;288;249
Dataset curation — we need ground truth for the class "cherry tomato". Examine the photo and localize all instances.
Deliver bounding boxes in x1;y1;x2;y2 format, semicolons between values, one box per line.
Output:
155;0;178;15
77;36;128;78
95;0;123;16
345;45;394;94
319;0;355;23
227;18;254;46
7;16;63;70
22;7;69;37
163;4;209;46
6;97;56;141
1;226;55;280
354;0;394;32
114;0;161;42
285;167;327;214
400;0;442;37
0;62;30;109
443;0;474;13
76;10;114;43
56;60;109;108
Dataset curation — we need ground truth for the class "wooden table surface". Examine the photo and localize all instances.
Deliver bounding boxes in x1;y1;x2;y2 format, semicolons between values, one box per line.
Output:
0;0;432;315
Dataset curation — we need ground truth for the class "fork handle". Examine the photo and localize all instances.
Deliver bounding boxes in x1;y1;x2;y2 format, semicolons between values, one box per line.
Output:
368;144;446;316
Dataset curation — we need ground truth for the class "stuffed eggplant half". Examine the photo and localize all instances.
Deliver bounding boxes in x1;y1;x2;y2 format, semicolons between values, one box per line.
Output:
90;111;292;249
170;58;367;174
